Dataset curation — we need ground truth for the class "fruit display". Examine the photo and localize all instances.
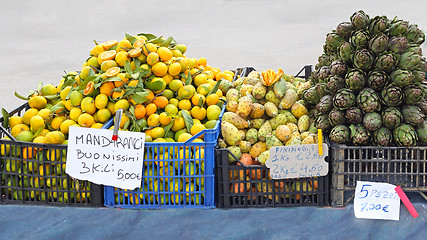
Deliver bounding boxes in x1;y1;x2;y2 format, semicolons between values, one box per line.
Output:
307;10;427;147
218;68;323;200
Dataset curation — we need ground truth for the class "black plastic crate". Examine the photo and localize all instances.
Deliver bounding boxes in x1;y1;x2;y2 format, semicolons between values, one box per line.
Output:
215;148;330;208
330;142;427;207
0;103;103;207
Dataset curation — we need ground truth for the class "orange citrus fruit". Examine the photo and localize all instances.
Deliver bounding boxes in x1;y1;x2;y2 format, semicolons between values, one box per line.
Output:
145;103;157;116
99;82;115;96
134;104;146;120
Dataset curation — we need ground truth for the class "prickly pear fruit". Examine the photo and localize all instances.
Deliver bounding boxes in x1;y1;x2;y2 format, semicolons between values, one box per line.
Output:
273;77;288;99
286;122;299;133
249;103;265;119
238;141;252;153
227;146;242;163
236;96;253;117
222;112;249;129
256;150;270;165
226;89;240;102
275;125;292;142
297;115;310;132
266;133;284;149
252;82;267;99
245;128;258;145
264;102;278;118
301;135;316;144
300;131;311;141
258;121;272;142
244;77;261;85
265;90;281;106
221;121;241;146
297;81;311;98
291;101;308;119
250;141;267;159
250;118;266;129
240;84;254;97
279;89;298;109
308;122;317;134
281;110;297;124
226;101;238;113
218;138;227;148
238;130;246;141
247;71;260;79
219;79;233;93
269;113;287;130
233;77;244;88
286;136;301;146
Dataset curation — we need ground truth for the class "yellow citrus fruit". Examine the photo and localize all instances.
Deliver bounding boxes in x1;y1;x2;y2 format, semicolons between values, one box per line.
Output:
172;49;183;57
98;50;116;65
114;73;129;88
41;84;58;96
30;115;45;132
112;89;125;99
100;60;118;72
63;100;73;111
168;79;184;92
137;53;147;63
177;85;196;99
171;117;185;132
90;44;106;57
206;94;219;106
128;48;142;58
178;99;192;111
133;39;146;48
45;131;65;144
105;66;120;77
69;107;82;122
116;39;132;52
191;106;207;120
128;80;139;87
81;97;96;115
187;58;197;69
191;94;206;106
60;119;76;134
11;124;30;137
140;64;152;77
90;123;103;129
159;112;172;126
165;104;179;115
175;44;187;54
169;98;179;107
33;136;46;144
157;47;173;62
191;123;206;137
99;82;115;97
118;114;130;128
145;103;157;116
39;129;50;137
147;114;160;127
168;62;181;76
178;133;192;142
198;57;207;67
114;99;130;112
107;102;115;115
102;40;118;50
152;62;168;77
23;108;39;125
50;116;66;130
80;65;94;79
95;94;109;109
28;96;47;109
78;113;95;128
97;108;112;123
142;43;158;55
197;83;212;96
194;74;208;87
206;105;222;120
9;116;23;128
115;51;130;67
146;52;160;66
150;127;165;139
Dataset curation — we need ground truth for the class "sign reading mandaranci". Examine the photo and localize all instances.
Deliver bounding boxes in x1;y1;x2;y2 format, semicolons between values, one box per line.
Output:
65;126;145;190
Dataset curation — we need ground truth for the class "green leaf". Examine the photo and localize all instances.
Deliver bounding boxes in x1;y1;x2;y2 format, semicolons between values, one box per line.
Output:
163;120;174;137
131;72;140;80
77;75;98;91
33;124;45;138
148;36;164;44
124;60;133;75
2;108;9;129
129;105;135;116
160;36;173;47
192;68;203;77
14;92;29;101
198;96;204;107
137;33;157;40
131;92;149;104
93;39;99;45
185;71;192;86
37;81;43;93
44;95;60;101
62;74;76;90
181;110;194;133
123;119;130;131
105;76;122;82
207;79;221;96
88;67;96;77
134;58;141;69
148;81;164;91
125;33;137;45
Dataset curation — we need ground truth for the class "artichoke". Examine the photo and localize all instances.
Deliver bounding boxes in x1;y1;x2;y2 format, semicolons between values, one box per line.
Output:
367;70;389;91
403;85;424;105
389;19;409;37
356;88;381;113
401;105;425;127
303;86;321;105
412;70;426;83
326;33;346;51
336;22;355;39
369;33;389;55
345;69;366;92
333;89;356;110
327;75;346;94
405;24;425;45
363;112;382;131
351;30;370;48
339;41;355;63
350;10;370;30
382;107;403;129
388;36;408;54
315;114;332;133
416;120;427;144
416;101;427;115
328;108;347;127
318;66;331;82
318;54;333;67
368;16;389;35
373;127;393;147
393;123;418;147
390;69;414;87
310;71;319;83
350;124;371;145
329;125;351;144
316;95;333;114
406;45;423;55
315;82;330;98
345;107;364;124
330;60;348;76
374;52;398;73
398;51;423;71
381;84;404;107
353;49;375;71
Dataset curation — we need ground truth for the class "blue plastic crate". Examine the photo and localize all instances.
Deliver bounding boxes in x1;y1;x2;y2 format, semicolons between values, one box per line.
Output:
103;105;225;209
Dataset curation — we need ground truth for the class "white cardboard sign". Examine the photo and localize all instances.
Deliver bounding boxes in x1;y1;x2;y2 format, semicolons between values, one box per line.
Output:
265;144;329;179
66;126;145;190
354;181;400;221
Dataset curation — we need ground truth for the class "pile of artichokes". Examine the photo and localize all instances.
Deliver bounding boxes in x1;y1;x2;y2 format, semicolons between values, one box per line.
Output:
305;10;427;147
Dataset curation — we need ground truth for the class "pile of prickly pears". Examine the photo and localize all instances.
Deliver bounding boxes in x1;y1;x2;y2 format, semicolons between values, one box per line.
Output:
219;69;321;166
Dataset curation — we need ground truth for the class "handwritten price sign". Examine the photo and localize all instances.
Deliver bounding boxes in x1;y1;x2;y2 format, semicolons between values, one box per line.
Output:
265;144;329;179
66;127;145;190
354;181;400;221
